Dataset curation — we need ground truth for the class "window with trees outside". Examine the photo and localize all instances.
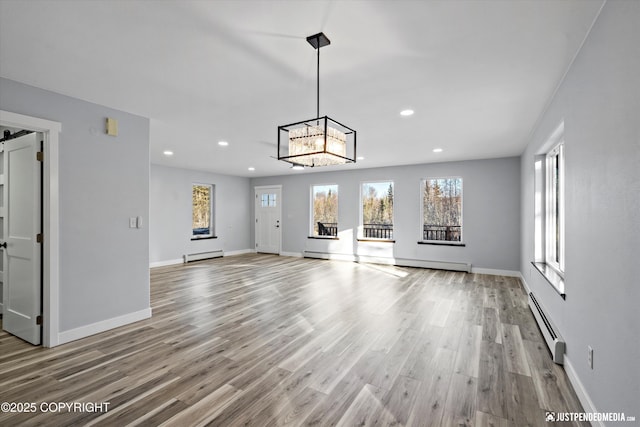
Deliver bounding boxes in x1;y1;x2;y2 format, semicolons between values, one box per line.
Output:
422;178;462;242
311;184;338;237
192;183;214;238
361;181;394;240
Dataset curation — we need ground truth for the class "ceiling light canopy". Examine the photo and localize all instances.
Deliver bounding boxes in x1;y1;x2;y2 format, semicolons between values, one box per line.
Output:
163;150;174;156
278;32;356;168
218;141;229;146
433;148;443;153
400;109;414;116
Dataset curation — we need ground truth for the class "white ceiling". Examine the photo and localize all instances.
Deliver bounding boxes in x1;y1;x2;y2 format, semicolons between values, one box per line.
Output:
0;0;604;177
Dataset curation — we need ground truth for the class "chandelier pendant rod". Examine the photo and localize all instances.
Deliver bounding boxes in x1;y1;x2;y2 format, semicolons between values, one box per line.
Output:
316;41;320;119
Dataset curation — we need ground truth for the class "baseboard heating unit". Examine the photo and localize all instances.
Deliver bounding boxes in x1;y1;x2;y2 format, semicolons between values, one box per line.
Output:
528;292;565;364
183;250;223;263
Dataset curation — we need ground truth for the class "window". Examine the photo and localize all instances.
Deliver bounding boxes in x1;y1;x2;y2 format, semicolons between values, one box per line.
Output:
533;125;565;297
545;143;565;274
261;193;277;207
422;178;463;242
361;181;394;240
192;184;214;238
311;184;338;237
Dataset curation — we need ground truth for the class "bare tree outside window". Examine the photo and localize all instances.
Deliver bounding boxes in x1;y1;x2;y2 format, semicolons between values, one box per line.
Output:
361;181;394;239
312;184;338;236
422;178;462;241
192;184;213;237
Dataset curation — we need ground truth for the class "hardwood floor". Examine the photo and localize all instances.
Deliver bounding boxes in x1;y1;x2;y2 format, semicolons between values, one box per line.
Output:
0;254;588;426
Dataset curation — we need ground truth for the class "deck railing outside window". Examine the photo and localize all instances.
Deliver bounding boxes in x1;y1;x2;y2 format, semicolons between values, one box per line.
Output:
423;225;461;241
317;222;338;237
363;223;393;240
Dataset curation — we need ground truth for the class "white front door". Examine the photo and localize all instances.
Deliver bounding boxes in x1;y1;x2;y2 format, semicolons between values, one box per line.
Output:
255;186;282;254
1;132;42;345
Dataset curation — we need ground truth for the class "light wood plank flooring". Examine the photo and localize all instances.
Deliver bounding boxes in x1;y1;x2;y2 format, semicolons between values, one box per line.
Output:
0;254;588;426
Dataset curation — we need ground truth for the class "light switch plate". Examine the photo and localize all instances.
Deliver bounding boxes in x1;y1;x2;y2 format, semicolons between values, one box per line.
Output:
129;217;137;228
136;216;143;228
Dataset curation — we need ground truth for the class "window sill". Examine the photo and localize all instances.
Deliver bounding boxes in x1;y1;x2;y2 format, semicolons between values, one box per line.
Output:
418;241;466;247
308;236;339;240
191;236;218;241
357;238;396;243
531;262;565;299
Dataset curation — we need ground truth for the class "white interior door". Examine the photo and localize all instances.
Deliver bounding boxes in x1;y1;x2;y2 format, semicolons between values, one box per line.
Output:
255;186;282;254
2;132;42;345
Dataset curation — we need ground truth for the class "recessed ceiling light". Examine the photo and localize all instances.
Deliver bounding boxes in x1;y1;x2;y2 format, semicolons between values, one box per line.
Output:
163;150;174;156
291;165;304;170
400;109;414;116
248;167;255;171
218;141;229;146
433;148;443;153
357;156;365;160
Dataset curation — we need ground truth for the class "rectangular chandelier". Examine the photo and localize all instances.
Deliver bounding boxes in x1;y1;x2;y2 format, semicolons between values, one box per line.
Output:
278;116;356;167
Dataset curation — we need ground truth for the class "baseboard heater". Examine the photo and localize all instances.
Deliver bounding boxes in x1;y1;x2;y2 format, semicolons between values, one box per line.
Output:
302;251;471;273
183;250;223;263
528;292;565;364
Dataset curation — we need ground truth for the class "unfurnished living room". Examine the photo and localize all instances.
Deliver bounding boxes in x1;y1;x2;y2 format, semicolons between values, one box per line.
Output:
0;1;638;426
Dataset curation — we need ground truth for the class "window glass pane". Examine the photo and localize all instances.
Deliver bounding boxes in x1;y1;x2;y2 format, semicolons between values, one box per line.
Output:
192;184;213;236
312;184;338;236
546;143;564;273
261;194;269;207
362;181;394;239
422;178;462;241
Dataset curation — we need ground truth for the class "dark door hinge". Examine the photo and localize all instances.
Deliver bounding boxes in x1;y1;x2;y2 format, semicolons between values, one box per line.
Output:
36;315;43;325
37;234;43;243
36;151;44;162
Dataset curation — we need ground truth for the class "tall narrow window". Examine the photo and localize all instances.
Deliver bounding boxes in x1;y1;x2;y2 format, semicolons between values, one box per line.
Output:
422;178;463;242
311;184;338;237
546;143;564;273
192;183;214;238
361;181;394;240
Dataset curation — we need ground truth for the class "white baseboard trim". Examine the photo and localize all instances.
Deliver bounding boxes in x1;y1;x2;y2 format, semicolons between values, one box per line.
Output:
57;307;152;345
472;268;521;277
224;249;254;257
563;355;604;427
150;258;183;268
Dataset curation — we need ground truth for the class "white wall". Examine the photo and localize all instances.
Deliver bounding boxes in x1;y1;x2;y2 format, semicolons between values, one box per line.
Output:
150;164;251;265
520;1;639;418
0;77;150;336
251;157;521;272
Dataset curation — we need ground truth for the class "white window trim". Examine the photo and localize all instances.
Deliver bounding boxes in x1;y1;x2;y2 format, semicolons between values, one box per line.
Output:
545;143;565;275
420;176;464;243
192;183;215;239
359;180;395;240
309;183;339;238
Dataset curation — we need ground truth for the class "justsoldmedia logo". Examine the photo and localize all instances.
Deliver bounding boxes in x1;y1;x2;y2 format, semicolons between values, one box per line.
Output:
546;411;556;422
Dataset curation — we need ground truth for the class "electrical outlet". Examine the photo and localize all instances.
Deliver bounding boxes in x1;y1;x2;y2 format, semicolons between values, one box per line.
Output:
588;346;594;369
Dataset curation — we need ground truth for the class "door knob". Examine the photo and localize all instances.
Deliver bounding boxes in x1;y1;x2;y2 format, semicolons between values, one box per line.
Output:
0;242;6;248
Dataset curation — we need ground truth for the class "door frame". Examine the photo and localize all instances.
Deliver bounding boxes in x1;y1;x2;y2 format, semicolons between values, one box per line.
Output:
1;110;60;347
254;185;282;255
